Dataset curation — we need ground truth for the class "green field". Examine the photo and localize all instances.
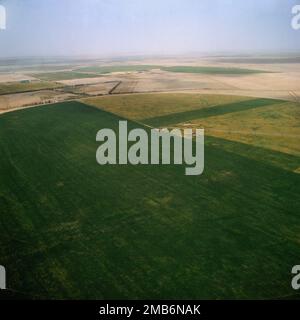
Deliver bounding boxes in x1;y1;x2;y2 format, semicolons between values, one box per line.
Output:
75;65;268;75
84;93;252;121
185;102;300;159
31;71;102;81
0;98;299;299
161;66;269;75
85;94;298;171
75;65;160;74
0;81;63;95
142;98;284;127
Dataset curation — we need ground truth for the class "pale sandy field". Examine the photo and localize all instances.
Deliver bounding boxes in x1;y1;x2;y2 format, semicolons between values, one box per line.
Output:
56;76;112;86
56;61;300;101
0;73;39;83
0;90;76;113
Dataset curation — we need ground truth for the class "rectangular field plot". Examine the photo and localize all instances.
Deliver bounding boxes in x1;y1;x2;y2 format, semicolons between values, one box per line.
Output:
63;81;119;96
142;98;284;127
83;93;251;121
75;65;160;74
161;66;269;75
31;71;102;81
0;90;76;111
183;101;300;158
0;81;62;95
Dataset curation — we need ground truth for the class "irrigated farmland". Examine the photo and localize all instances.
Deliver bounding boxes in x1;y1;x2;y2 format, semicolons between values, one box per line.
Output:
85;93;299;172
83;93;253;121
161;66;269;74
0;99;299;299
75;65;160;74
32;71;102;81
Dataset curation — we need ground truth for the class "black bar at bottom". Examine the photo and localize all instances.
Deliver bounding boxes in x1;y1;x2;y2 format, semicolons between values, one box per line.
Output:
0;300;299;319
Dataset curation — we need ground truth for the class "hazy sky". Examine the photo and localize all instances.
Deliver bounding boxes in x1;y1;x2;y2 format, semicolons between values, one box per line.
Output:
0;0;299;58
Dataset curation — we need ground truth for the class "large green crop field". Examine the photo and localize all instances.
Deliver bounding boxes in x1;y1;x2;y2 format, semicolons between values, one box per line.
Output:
0;98;299;299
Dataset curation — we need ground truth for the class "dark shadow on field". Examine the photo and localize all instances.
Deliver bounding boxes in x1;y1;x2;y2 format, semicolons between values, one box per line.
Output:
142;98;285;127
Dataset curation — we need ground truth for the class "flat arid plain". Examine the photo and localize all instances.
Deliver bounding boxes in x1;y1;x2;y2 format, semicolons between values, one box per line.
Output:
0;55;300;299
